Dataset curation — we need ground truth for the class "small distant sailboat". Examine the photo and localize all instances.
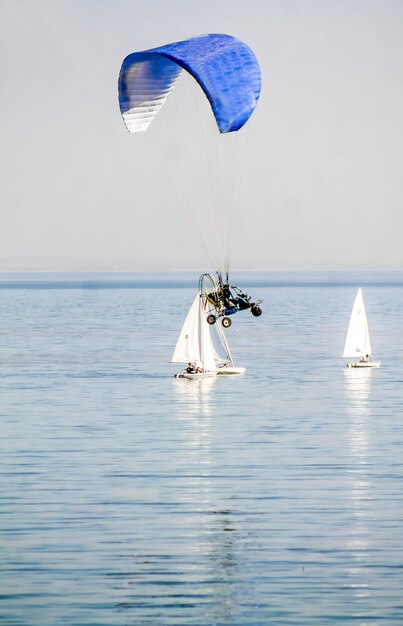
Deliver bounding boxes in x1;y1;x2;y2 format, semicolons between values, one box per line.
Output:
171;293;245;379
342;288;380;368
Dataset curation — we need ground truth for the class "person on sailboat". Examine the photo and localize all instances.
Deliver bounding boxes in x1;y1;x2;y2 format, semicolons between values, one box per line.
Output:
360;354;370;363
186;362;195;373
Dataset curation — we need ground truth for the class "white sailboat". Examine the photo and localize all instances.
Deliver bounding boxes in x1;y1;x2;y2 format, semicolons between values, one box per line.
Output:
342;288;380;368
172;293;245;379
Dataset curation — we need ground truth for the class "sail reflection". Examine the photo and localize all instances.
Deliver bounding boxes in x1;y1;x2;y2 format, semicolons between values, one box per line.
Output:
343;368;373;600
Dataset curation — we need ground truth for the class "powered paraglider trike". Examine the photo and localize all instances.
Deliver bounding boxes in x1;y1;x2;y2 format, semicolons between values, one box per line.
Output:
199;272;262;328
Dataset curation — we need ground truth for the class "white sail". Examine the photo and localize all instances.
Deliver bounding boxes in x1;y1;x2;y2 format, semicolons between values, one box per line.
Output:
171;295;201;364
342;288;372;359
200;314;218;372
213;320;233;366
171;294;217;371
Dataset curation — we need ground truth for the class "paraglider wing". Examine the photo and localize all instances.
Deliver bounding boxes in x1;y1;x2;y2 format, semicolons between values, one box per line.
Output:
118;33;261;134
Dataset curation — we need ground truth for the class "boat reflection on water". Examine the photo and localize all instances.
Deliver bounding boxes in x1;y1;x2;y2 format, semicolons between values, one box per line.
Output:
343;367;373;601
112;375;240;623
171;376;240;623
344;366;372;413
172;374;218;417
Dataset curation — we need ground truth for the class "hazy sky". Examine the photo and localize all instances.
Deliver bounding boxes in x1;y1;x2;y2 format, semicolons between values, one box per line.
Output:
1;0;403;271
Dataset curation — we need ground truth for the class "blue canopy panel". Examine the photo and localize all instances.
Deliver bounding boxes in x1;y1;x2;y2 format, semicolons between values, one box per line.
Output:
118;33;261;134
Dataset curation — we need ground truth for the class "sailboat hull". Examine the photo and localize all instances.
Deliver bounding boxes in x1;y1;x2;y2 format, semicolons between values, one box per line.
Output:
175;371;218;379
216;366;246;375
347;361;381;368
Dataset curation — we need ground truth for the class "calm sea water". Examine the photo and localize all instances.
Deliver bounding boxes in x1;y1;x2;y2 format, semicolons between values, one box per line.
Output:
1;273;403;626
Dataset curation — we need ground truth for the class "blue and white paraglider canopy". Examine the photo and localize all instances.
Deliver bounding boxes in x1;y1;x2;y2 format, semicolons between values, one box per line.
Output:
118;34;262;307
118;33;261;134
